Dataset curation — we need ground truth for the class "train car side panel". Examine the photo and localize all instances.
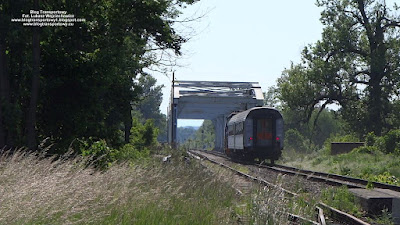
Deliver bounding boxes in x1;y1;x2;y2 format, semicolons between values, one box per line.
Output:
244;119;253;147
235;134;244;149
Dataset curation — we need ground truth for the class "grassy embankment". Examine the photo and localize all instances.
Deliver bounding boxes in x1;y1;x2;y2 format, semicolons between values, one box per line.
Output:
4;144;394;224
0;146;348;225
281;145;400;186
0;149;240;224
281;149;397;224
279;134;400;225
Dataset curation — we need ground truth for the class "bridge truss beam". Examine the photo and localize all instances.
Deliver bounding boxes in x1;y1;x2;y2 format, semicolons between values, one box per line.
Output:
168;80;264;151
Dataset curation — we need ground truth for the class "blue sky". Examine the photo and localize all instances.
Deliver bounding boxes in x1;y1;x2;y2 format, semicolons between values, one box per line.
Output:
152;1;325;127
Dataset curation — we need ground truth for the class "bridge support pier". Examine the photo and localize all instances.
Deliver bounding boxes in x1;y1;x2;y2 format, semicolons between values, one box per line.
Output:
213;115;226;152
167;103;177;147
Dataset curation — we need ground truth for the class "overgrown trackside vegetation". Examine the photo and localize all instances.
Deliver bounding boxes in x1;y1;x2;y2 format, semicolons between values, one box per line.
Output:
1;146;381;225
0;149;239;225
282;132;400;186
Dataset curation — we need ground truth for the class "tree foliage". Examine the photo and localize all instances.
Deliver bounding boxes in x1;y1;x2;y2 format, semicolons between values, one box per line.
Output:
278;0;400;136
182;120;215;150
133;75;168;143
264;86;345;148
0;0;198;151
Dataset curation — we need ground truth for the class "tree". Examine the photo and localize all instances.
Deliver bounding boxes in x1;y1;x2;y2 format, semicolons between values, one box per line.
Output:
132;75;167;143
0;0;199;151
263;86;281;108
183;120;215;150
26;0;40;149
278;0;400;135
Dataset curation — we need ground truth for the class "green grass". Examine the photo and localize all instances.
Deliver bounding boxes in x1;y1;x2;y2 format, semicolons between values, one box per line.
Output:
0;149;238;225
280;148;399;224
281;148;400;186
320;186;362;217
5;147;393;225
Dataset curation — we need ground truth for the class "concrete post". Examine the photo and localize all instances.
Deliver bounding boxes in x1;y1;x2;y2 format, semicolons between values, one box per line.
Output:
167;104;178;147
213;115;226;152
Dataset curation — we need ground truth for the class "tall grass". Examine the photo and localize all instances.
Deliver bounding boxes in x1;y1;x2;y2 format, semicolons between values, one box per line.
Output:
282;148;400;186
0;149;237;224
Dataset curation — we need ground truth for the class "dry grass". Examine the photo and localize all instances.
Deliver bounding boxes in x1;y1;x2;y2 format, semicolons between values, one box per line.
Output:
249;175;319;225
200;159;318;225
0;149;237;224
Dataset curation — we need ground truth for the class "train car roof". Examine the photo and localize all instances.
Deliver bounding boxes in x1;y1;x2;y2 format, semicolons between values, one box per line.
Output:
227;107;281;125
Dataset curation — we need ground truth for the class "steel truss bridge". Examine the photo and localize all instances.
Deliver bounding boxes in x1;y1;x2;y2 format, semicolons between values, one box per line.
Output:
167;80;264;151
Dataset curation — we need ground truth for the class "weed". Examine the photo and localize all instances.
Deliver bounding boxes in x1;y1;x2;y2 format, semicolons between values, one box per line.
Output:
321;186;362;217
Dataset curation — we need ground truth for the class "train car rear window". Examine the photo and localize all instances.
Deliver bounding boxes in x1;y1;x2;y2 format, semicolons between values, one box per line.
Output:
256;119;273;146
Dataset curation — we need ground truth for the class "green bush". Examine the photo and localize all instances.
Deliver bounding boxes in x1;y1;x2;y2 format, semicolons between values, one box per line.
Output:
365;132;376;147
80;138;116;169
352;146;379;154
378;130;400;154
285;129;307;152
130;118;159;151
115;143;149;162
78;118;159;169
361;171;399;186
361;129;400;154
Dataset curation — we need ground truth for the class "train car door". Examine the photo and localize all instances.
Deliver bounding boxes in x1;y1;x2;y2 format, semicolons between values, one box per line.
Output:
254;118;273;146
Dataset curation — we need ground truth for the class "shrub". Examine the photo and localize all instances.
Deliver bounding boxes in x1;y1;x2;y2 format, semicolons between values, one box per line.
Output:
365;132;376;147
130;118;159;151
285;129;307;152
361;171;400;186
77;118;159;169
115;143;149;162
380;130;400;154
80;138;116;169
364;129;400;154
352;146;379;154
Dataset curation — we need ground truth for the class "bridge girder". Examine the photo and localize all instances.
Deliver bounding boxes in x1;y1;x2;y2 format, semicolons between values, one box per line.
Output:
167;80;264;151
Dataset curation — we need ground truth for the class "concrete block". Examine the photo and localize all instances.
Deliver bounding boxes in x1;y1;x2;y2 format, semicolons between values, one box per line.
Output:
349;188;392;215
349;188;400;224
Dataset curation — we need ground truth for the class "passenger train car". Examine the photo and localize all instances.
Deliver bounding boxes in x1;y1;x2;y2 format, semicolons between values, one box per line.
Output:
225;107;284;164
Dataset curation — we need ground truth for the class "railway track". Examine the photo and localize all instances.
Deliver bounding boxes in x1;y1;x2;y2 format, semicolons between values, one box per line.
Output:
265;164;400;192
197;149;400;192
189;149;373;225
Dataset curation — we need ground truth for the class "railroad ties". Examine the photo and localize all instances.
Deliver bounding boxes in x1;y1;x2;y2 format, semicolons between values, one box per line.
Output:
187;149;400;225
189;150;323;225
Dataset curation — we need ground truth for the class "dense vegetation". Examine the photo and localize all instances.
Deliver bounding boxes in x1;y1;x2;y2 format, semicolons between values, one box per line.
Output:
261;1;400;154
277;0;400;136
0;0;198;153
1;0;399;224
0;148;241;224
180;120;215;149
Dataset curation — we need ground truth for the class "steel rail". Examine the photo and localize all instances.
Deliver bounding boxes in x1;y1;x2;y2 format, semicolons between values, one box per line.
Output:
187;150;319;225
189;149;372;225
199;149;400;192
263;164;400;192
